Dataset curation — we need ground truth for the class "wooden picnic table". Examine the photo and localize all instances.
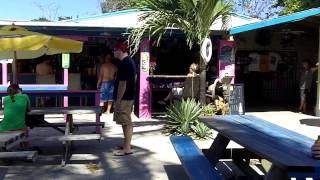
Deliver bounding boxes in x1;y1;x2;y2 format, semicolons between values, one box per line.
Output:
27;106;101;115
0;106;103;166
200;115;320;179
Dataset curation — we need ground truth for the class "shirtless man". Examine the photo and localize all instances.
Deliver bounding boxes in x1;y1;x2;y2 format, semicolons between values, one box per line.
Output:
36;59;53;106
97;52;117;114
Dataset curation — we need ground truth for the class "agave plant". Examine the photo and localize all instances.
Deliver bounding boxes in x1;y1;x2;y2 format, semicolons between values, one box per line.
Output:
165;98;202;135
192;122;213;140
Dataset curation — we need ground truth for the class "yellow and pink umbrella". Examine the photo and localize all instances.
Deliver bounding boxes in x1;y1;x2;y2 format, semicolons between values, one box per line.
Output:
0;25;83;83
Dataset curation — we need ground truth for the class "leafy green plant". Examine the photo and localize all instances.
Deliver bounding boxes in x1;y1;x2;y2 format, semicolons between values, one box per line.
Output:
165;98;202;135
192;122;212;140
201;103;217;116
164;98;212;139
201;100;230;116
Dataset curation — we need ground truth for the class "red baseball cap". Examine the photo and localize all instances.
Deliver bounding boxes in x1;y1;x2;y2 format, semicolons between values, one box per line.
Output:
113;42;128;52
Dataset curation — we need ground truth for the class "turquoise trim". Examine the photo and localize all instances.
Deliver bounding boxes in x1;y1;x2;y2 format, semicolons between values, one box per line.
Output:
230;8;320;35
233;13;259;20
0;86;68;91
68;9;140;22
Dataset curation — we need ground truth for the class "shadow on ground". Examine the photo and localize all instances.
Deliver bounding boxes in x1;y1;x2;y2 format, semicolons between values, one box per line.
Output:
299;118;320;127
0;119;180;180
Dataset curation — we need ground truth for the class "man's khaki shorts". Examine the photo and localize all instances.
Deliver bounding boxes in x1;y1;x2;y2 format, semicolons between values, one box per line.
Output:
113;100;134;125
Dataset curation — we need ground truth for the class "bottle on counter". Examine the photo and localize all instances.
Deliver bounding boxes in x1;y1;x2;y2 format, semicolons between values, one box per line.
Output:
311;135;320;159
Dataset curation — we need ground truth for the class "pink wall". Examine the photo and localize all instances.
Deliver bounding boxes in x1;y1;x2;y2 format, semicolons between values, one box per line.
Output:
138;39;151;119
218;40;236;83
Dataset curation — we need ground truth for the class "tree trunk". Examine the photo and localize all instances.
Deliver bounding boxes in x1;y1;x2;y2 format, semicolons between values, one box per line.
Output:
199;55;206;105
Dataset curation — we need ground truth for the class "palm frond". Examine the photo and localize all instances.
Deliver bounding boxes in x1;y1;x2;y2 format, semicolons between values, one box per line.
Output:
128;0;232;54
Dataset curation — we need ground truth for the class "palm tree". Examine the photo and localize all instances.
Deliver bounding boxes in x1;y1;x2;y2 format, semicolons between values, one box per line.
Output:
129;0;232;104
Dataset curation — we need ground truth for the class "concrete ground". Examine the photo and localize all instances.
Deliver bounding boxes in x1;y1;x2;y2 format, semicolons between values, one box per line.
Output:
0;113;189;180
0;111;319;180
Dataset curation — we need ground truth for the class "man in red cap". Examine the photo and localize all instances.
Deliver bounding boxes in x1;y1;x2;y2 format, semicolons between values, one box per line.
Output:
112;42;137;156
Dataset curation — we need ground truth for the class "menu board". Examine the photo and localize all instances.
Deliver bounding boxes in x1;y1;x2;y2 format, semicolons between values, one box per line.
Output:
228;84;245;115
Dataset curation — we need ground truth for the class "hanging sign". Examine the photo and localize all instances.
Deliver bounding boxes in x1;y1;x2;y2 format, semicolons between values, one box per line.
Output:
200;38;212;64
140;52;149;73
62;53;70;69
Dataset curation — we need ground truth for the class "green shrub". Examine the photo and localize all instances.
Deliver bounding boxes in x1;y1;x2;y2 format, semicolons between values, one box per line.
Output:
192;122;213;140
201;100;230;116
165;98;202;135
164;98;212;139
201;103;217;116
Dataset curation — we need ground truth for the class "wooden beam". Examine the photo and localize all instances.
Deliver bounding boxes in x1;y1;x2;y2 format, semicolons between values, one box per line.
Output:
28;134;103;142
0;151;38;162
316;26;320;116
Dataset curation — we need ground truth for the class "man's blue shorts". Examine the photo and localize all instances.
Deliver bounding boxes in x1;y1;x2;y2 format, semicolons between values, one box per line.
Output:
100;80;115;102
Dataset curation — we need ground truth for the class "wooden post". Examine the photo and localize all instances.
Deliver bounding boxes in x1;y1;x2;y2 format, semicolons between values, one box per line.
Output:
2;63;7;85
199;57;206;104
95;92;101;133
12;52;17;83
316;26;320;116
63;68;68;107
138;39;152;119
63;68;68;122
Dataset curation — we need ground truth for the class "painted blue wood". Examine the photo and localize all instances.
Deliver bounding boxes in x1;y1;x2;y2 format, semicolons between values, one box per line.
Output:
0;107;102;115
200;115;320;178
0;85;67;91
170;136;223;180
237;115;314;151
0;90;97;97
230;8;320;34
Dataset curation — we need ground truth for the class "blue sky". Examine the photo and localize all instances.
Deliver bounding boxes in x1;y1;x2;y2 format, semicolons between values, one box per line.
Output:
0;0;101;21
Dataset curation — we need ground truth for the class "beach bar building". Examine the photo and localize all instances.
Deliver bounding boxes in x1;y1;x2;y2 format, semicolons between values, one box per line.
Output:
0;9;259;118
229;8;320;115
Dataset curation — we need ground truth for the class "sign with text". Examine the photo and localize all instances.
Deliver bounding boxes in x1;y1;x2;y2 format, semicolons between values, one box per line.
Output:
140;52;150;73
62;53;70;69
229;84;245;115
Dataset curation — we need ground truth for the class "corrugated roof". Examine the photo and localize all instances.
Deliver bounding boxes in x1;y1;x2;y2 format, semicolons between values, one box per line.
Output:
67;9;260;30
0;9;260;33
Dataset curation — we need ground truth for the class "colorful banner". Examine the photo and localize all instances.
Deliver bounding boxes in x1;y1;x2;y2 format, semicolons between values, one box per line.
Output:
218;40;235;83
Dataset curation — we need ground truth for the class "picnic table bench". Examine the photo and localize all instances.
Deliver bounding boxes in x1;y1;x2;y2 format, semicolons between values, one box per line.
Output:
170;136;223;180
29;106;103;166
200;115;320;179
0;131;38;162
0;106;104;166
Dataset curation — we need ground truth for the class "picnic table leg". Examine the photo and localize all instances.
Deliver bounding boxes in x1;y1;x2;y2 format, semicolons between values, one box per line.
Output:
95;92;101;134
203;133;230;166
233;157;263;179
62;114;73;166
264;164;289;180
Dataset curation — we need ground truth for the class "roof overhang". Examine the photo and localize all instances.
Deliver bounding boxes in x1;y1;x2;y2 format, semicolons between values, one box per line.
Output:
0;21;129;36
66;9;260;31
0;9;261;37
230;8;320;35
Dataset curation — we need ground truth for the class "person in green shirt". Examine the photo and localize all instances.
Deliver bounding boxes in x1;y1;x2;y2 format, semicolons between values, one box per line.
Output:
0;84;31;132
